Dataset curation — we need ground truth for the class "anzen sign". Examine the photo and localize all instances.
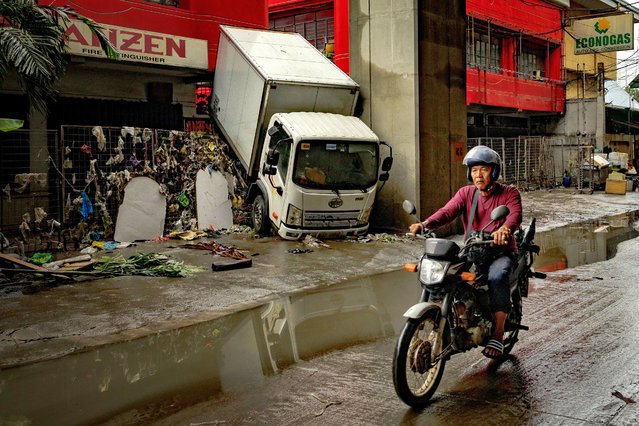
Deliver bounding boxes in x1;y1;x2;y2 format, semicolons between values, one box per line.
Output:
65;20;209;69
573;13;633;55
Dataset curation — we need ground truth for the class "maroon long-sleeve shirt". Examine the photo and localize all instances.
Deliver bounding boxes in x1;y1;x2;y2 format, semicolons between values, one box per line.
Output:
423;183;523;252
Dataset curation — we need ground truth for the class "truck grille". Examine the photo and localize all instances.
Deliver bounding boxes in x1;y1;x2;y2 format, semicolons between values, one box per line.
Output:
303;210;361;228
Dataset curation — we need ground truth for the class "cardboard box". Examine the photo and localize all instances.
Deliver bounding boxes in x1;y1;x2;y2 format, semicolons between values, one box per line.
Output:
605;179;627;195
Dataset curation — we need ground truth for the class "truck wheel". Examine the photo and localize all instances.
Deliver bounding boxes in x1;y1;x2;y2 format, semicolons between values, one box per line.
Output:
252;195;269;236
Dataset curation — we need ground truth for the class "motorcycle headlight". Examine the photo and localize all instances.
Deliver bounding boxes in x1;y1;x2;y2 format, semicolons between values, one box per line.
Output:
287;204;302;226
419;257;448;285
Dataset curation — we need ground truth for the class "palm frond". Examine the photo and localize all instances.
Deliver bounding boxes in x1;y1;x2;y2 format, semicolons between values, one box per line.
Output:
0;1;119;113
39;5;119;60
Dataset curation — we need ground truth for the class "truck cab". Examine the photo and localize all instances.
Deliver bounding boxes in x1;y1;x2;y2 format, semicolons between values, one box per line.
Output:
248;112;390;240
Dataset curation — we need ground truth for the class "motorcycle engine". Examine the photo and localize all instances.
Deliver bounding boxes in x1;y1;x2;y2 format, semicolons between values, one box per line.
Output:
465;319;492;347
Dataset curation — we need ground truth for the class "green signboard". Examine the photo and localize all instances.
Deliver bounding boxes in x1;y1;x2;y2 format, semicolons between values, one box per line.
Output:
573;13;634;55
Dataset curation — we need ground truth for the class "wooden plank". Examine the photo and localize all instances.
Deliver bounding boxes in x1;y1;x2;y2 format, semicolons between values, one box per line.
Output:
0;253;46;271
211;257;252;272
58;259;97;272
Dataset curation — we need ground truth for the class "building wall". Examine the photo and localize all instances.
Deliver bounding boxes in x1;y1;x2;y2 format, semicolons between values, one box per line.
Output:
1;1;269;133
49;0;268;71
349;0;467;231
466;0;564;115
419;0;467;225
468;0;562;39
349;0;420;230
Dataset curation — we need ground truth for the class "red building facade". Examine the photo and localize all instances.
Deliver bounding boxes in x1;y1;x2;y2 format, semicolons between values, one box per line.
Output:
48;0;268;72
466;0;565;136
267;0;350;74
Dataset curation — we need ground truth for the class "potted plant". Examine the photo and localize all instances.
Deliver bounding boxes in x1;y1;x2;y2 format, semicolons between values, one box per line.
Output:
562;170;572;187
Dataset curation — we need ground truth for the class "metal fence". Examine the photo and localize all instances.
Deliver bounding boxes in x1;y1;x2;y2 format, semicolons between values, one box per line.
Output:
1;126;600;251
59;125;237;240
468;135;596;190
0;129;61;251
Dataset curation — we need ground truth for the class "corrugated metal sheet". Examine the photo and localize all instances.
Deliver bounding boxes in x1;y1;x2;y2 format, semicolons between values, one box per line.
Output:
606;80;639;110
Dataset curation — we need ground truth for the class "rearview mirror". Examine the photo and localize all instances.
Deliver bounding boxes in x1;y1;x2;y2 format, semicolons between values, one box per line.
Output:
490;205;510;221
266;149;279;166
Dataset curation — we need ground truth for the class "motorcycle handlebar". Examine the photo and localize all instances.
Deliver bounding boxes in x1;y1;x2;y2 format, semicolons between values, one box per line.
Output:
406;230;436;240
406;233;427;240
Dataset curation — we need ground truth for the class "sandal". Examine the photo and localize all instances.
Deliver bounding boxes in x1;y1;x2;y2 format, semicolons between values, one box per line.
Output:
482;338;504;360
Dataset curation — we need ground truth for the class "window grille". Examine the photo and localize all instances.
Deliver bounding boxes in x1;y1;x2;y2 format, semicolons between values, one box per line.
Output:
270;9;334;51
518;46;545;80
467;31;501;72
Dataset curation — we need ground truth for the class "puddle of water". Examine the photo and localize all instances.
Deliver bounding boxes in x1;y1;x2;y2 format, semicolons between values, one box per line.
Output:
533;212;639;272
0;270;421;425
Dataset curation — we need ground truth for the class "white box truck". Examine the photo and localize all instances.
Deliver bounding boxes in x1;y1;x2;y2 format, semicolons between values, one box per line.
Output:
212;25;392;240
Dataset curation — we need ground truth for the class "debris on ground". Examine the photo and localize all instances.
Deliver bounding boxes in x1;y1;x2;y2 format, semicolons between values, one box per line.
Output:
183;241;249;260
211;257;252;271
94;252;205;277
169;230;207;241
43;254;93;270
612;390;636;404
310;393;342;417
346;233;413;244
288;248;314;254
27;252;52;265
302;235;330;248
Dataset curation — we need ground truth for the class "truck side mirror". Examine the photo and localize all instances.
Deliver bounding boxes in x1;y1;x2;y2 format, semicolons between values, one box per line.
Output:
381;156;393;172
266;149;280;166
268;125;279;137
262;164;277;175
379;172;390;182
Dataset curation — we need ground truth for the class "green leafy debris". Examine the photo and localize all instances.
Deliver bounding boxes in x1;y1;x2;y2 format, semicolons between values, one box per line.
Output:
94;252;205;277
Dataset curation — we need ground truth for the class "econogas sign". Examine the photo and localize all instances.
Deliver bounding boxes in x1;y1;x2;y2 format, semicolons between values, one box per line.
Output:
573;13;634;55
65;20;209;69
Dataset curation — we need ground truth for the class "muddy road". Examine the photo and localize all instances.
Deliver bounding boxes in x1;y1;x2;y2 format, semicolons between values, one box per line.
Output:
122;231;639;425
2;191;639;425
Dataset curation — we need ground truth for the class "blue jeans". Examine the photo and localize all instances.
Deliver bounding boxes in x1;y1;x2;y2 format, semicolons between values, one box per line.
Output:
482;254;515;314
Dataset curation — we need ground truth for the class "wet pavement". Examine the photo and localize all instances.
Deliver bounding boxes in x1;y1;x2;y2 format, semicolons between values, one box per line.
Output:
1;188;639;424
147;225;639;426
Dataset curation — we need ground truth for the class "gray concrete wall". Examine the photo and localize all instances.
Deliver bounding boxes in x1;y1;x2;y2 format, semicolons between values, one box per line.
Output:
349;0;420;231
58;61;199;119
555;99;598;137
350;0;466;233
0;60;200;134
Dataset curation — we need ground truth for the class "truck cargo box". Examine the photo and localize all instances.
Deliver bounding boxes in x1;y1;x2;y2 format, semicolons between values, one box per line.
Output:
212;25;360;177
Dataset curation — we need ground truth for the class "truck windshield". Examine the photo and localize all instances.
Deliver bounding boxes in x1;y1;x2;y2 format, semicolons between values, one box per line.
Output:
292;141;379;190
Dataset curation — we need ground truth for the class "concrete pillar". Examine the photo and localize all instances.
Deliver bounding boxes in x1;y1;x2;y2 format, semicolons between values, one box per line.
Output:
418;0;467;234
349;0;420;232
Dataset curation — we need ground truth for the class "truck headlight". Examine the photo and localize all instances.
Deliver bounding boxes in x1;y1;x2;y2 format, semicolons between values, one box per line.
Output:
287;204;302;226
359;206;372;224
418;257;448;285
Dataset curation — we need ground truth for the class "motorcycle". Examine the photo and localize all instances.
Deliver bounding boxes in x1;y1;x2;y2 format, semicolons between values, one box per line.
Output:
392;200;545;408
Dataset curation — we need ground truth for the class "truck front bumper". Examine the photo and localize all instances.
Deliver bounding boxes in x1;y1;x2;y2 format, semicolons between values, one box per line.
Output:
276;223;370;241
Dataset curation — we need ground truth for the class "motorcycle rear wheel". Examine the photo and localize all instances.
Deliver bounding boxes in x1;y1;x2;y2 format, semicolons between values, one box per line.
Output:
392;305;449;408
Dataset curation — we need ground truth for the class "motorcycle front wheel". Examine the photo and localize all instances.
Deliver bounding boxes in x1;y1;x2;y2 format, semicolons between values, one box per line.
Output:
392;305;449;408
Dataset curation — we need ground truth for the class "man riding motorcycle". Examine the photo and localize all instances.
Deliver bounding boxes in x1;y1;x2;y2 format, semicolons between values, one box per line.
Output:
409;145;522;359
